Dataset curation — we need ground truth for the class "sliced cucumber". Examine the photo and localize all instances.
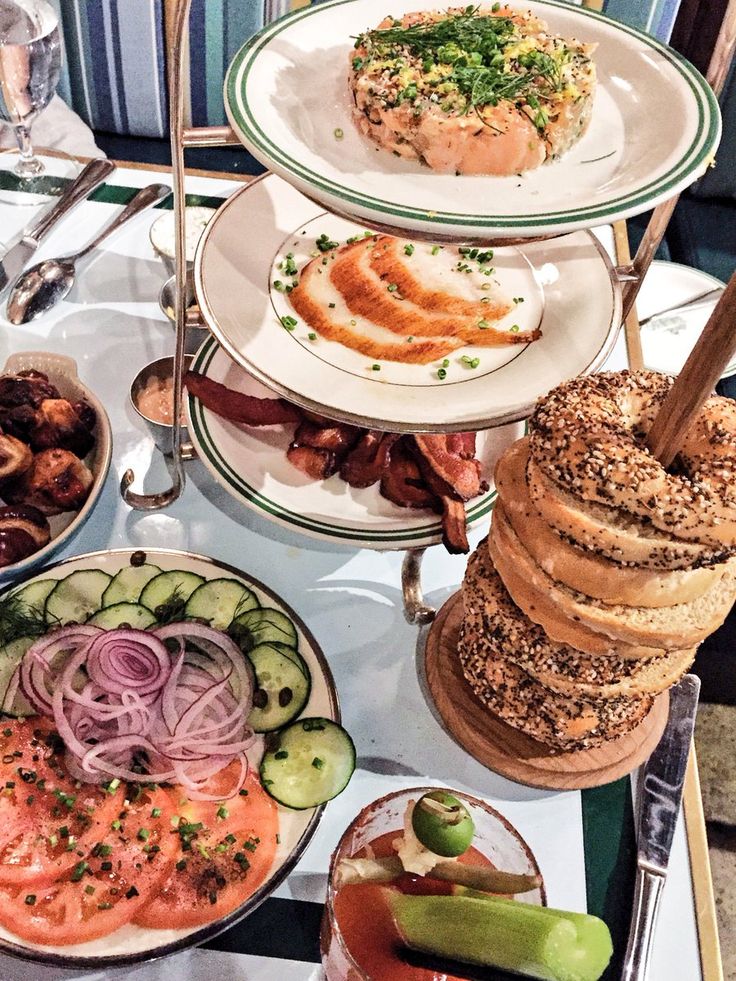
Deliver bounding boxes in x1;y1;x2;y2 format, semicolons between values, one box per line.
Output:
247;642;311;732
45;570;112;626
0;637;36;718
139;570;205;616
102;564;162;607
260;717;355;809
12;579;57;617
184;578;259;630
267;641;309;679
88;603;158;630
229;607;297;652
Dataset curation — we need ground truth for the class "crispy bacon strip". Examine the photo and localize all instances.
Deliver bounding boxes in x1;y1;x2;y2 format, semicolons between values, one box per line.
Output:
286;445;338;480
380;438;439;510
291;420;362;454
440;496;470;554
185;372;302;426
413;434;482;501
340;431;400;488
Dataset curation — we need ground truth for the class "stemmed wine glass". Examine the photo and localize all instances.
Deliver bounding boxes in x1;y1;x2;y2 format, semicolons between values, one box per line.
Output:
0;0;77;203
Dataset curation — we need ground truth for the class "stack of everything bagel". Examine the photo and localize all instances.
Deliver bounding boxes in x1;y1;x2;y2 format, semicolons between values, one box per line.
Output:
459;370;736;750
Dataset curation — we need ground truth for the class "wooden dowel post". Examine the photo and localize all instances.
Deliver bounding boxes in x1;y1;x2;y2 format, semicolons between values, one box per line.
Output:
646;271;736;468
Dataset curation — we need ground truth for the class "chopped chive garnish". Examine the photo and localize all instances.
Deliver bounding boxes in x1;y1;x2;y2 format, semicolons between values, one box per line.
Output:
281;315;297;331
98;902;113;910
138;828;151;842
471;357;480;368
404;243;415;256
101;861;112;871
308;332;317;340
387;283;398;292
441;358;450;368
431;245;441;255
273;280;285;292
328;302;336;308
316;232;339;252
510;324;520;332
312;757;324;770
151;807;161;818
71;861;88;882
84;885;96;896
217;805;229;819
437;368;447;380
176;859;187;871
25;895;36;906
478;319;490;329
334;127;344;139
371;364;381;371
239;789;249;797
274;751;289;760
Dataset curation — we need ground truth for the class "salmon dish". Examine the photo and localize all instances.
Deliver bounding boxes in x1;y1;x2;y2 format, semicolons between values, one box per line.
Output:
288;233;539;365
349;5;596;175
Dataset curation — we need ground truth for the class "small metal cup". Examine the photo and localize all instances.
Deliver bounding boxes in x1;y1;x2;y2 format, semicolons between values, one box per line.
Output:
149;206;216;279
130;355;194;457
158;275;208;355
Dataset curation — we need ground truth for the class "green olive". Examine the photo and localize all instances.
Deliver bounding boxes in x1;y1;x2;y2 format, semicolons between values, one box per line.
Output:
411;790;475;858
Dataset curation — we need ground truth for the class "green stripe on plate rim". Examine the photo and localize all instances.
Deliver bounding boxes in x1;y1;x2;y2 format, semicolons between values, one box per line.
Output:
225;0;719;229
189;336;497;543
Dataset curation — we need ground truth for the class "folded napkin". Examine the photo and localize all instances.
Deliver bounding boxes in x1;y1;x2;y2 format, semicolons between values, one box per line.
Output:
0;95;104;159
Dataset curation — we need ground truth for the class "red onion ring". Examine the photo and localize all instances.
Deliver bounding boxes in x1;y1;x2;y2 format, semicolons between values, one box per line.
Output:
20;622;256;797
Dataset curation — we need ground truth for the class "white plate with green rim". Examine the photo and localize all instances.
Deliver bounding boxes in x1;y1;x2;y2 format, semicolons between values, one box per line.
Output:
0;547;339;967
637;261;732;378
187;335;524;550
193;173;621;432
224;0;720;242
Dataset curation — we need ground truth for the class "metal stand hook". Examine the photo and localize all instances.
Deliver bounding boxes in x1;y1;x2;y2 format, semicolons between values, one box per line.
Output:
120;0;195;512
402;548;436;625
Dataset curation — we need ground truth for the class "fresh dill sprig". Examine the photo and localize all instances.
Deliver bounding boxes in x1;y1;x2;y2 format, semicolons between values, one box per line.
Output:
152;588;189;627
358;11;515;60
356;9;563;119
0;595;48;647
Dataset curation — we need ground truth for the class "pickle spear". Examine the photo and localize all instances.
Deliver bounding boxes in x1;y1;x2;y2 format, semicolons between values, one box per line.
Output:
389;891;613;981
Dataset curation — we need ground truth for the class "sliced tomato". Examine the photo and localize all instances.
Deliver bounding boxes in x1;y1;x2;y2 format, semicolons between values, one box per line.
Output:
0;782;178;945
134;765;278;929
0;718;123;887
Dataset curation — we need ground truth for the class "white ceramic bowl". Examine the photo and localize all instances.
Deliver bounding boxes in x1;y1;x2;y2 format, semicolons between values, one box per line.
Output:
0;352;112;584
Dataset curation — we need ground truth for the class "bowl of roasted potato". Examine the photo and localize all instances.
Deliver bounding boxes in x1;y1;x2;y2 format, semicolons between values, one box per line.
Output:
0;352;112;582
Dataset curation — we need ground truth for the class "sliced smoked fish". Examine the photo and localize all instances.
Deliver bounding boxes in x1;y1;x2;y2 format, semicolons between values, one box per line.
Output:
290;258;462;364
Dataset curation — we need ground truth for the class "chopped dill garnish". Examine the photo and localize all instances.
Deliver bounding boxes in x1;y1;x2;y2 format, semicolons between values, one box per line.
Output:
0;596;49;647
354;9;572;128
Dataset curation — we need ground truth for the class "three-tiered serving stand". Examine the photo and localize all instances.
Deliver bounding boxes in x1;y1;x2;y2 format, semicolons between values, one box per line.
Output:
119;0;735;671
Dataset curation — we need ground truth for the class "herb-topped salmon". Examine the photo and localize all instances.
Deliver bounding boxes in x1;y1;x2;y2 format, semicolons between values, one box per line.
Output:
349;4;596;175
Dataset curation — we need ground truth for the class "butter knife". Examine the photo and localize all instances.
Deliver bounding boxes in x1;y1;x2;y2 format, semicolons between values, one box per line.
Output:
621;673;701;981
0;158;115;295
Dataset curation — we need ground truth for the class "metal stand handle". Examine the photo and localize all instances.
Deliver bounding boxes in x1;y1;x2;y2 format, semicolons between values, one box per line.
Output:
121;0;197;510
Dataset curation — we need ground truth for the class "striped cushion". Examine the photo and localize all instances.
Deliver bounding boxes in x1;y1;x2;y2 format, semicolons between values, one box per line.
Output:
50;0;168;139
54;0;681;138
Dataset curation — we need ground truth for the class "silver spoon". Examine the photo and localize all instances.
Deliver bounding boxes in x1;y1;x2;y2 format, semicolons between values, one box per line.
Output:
6;182;171;324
